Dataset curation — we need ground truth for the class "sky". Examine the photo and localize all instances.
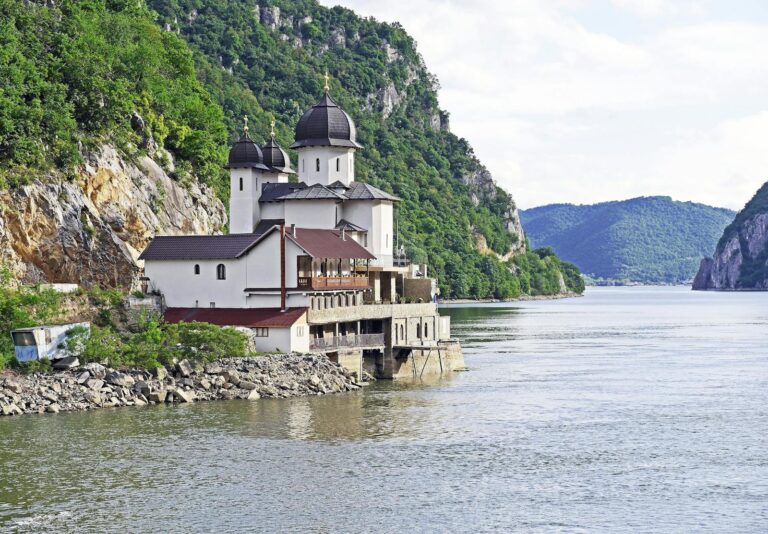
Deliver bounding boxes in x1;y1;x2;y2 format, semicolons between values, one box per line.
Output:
319;0;768;210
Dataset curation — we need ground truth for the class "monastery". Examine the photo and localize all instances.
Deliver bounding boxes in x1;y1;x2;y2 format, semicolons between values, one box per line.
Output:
140;77;463;379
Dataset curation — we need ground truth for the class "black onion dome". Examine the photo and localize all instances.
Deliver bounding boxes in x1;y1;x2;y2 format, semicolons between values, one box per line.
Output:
226;134;269;170
261;138;295;174
290;94;363;149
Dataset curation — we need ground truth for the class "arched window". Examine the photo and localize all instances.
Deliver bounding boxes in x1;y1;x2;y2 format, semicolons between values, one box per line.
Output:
316;158;320;172
336;158;340;172
239;177;243;191
400;324;405;340
424;323;429;339
194;264;200;275
216;264;226;280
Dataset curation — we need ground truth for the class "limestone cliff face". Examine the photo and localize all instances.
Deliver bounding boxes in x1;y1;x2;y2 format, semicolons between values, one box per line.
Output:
0;146;226;288
464;168;526;258
693;182;768;290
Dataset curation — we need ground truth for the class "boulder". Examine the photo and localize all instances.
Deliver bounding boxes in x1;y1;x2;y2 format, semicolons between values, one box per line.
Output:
238;380;258;391
133;381;151;397
43;391;59;403
105;372;135;388
46;403;60;414
176;360;194;378
53;357;79;370
76;371;90;385
247;390;261;401
86;378;104;391
175;388;196;403
204;362;223;374
222;370;240;385
148;390;167;403
84;362;107;378
151;366;168;381
3;378;22;394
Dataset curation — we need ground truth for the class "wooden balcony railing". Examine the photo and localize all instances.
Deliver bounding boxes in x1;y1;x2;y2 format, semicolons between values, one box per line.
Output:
297;276;370;290
310;333;385;351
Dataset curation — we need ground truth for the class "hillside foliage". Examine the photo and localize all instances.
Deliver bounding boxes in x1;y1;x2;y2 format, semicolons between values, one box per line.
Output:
0;0;583;298
520;197;735;284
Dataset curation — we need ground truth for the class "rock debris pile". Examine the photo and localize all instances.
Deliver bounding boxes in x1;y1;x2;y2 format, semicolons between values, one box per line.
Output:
0;354;365;417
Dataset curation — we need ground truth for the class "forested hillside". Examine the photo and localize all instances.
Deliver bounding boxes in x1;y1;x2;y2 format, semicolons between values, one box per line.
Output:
0;0;583;298
521;197;735;284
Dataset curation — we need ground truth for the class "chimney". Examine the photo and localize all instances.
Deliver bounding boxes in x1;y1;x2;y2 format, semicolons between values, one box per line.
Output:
291;223;297;238
280;223;286;312
341;228;346;241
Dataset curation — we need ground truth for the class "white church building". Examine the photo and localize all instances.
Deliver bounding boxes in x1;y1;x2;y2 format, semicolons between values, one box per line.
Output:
140;82;459;378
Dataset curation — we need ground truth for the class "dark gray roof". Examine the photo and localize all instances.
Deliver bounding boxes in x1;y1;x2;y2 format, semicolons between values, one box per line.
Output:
277;183;346;201
335;219;367;232
139;233;264;261
328;180;350;190
345;182;400;201
259;182;307;202
290;94;362;150
227;134;269;170
253;219;284;234
262;138;294;174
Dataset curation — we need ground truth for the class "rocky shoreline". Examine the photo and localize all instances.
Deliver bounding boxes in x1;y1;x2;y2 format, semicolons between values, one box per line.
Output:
0;354;366;417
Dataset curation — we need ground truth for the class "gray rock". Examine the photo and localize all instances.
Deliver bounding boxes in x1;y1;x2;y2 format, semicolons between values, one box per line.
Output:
86;378;104;391
247;390;261;400
134;381;151;396
198;378;211;391
53;356;79;370
204;362;223;374
76;371;90;384
148;390;167;403
46;403;60;414
175;388;196;403
176;360;193;378
238;380;258;391
84;391;102;405
84;362;107;378
3;378;22;394
151;366;168;381
105;372;135;388
43;391;59;403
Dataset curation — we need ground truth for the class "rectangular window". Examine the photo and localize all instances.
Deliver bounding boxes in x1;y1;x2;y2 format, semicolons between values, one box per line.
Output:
254;327;269;337
12;332;36;346
210;302;216;308
239;177;243;191
296;326;304;337
336;158;340;172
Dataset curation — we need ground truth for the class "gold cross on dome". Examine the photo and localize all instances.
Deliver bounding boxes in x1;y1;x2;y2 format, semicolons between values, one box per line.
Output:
323;70;330;93
243;114;249;135
270;119;276;138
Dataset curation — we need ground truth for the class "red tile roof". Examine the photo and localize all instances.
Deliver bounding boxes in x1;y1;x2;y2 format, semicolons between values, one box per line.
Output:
164;307;307;328
288;228;375;259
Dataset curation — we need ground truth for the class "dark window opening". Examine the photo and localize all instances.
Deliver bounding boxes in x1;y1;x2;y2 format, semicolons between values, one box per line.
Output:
316;158;320;172
216;264;226;280
336;158;340;172
239;177;243;191
194;264;200;275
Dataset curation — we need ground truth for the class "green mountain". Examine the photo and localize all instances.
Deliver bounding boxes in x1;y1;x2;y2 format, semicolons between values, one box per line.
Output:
693;181;768;290
0;0;583;298
520;196;735;284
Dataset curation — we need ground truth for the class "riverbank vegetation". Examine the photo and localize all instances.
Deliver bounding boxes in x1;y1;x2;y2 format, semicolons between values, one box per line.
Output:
0;274;248;373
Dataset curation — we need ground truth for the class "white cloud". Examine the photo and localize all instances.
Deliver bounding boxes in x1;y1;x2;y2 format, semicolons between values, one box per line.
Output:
321;0;768;209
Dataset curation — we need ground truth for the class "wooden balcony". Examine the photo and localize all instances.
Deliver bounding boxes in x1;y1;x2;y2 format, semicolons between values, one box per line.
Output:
297;275;370;290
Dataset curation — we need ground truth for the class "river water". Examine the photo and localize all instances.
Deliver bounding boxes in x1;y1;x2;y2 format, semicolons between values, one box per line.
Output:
0;287;766;533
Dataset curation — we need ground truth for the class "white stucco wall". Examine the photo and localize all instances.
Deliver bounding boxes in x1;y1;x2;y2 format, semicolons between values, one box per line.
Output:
259;202;285;221
296;147;355;186
342;200;393;264
145;259;248;308
229;168;262;233
284;200;338;229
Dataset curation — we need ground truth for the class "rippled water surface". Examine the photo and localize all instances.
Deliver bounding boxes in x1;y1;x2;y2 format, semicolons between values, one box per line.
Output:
1;287;767;533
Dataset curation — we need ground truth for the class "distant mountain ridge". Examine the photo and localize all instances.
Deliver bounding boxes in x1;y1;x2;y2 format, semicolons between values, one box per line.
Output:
520;196;735;284
693;181;768;290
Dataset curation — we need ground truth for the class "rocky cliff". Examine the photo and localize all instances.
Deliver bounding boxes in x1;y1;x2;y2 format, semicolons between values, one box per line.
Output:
693;181;768;290
0;146;226;288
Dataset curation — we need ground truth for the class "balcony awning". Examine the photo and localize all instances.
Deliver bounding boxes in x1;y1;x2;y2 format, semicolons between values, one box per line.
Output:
288;228;375;260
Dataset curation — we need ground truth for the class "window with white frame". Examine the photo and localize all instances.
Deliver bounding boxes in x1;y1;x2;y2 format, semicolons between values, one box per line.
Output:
296;326;305;336
253;327;269;337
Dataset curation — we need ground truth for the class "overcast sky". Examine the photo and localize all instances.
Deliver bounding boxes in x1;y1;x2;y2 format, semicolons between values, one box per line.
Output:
320;0;768;210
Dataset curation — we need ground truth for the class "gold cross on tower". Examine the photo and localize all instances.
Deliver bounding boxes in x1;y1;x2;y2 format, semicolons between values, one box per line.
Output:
323;70;330;93
270;118;276;138
243;114;249;136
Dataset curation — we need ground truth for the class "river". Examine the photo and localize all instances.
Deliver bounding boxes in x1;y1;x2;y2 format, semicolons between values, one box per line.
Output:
1;287;766;532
